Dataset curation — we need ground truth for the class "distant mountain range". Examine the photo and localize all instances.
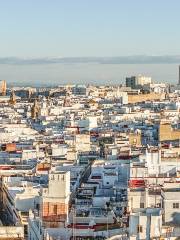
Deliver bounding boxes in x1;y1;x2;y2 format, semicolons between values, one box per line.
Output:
0;55;180;65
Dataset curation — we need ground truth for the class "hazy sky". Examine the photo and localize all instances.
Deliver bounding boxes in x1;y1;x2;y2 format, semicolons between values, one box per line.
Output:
0;0;179;85
0;0;180;58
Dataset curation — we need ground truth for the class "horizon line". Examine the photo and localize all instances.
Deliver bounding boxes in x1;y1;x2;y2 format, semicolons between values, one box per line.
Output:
1;55;180;65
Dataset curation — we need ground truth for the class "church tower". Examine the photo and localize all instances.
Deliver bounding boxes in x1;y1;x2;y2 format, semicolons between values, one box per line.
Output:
9;89;16;105
31;98;39;120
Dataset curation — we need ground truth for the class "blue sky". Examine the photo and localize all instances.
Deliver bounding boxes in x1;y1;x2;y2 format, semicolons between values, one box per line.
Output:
0;0;180;57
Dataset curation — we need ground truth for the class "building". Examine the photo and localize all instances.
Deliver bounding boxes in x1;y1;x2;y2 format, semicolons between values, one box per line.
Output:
126;75;152;89
161;182;180;224
129;208;162;240
0;80;7;96
40;171;70;228
129;130;141;146
72;85;87;95
128;92;165;104
159;122;180;142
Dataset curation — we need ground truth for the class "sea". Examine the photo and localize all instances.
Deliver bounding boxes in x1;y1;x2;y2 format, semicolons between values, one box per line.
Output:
0;63;178;87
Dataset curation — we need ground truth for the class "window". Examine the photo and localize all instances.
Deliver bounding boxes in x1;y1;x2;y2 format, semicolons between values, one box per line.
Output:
36;203;40;211
137;225;143;233
156;203;161;208
51;175;54;180
140;202;144;208
173;203;179;209
53;205;57;215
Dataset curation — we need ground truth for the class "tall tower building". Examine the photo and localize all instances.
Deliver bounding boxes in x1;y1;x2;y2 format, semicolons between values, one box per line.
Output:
41;171;70;228
9;89;16;105
178;65;180;85
31;98;39;120
0;80;6;96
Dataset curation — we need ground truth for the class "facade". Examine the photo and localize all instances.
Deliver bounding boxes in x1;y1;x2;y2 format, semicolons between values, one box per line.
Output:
41;171;70;228
161;182;180;223
0;80;7;96
72;85;87;95
126;75;152;89
159;122;180;142
129;208;162;240
128;92;165;104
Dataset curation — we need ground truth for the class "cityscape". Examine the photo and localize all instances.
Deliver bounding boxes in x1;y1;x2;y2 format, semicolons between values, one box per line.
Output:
1;1;180;240
0;72;179;239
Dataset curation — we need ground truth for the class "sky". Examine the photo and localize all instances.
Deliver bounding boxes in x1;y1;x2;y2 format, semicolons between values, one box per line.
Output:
0;0;179;85
0;0;180;57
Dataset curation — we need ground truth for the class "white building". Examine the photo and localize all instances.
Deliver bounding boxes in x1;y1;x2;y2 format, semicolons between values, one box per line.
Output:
129;208;162;240
161;182;180;224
